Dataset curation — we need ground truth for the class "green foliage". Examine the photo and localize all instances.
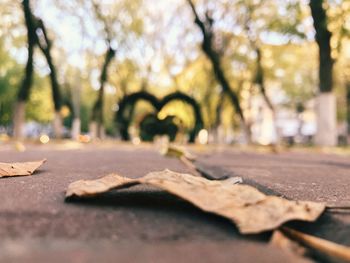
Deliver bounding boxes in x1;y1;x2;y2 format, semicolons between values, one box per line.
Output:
26;76;54;123
80;104;90;133
0;0;349;138
0;40;22;125
139;114;178;141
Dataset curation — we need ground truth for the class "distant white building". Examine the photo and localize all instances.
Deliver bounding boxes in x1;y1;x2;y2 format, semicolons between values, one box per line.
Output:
247;86;316;145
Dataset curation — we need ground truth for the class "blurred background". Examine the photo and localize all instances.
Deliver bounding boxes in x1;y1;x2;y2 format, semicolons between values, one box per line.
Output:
0;0;349;147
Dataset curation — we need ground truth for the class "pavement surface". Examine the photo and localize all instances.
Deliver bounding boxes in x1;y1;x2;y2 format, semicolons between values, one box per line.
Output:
0;143;349;262
199;150;350;247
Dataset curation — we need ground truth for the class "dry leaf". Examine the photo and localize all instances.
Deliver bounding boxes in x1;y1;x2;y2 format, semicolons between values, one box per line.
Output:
0;159;46;177
179;155;202;177
66;169;325;234
161;144;238;181
160;145;196;161
14;141;26;152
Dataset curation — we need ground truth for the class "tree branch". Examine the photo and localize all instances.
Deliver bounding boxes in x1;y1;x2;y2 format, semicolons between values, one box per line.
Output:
35;18;62;111
186;0;247;128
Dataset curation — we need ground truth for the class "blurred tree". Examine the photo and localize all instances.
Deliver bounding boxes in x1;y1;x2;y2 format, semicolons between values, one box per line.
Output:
139;114;178;142
186;0;250;141
65;0;143;138
309;0;337;146
116;91;203;142
26;76;54;123
0;39;22;127
90;44;116;138
2;0;349;145
328;0;350;141
13;0;37;138
35;18;63;137
89;1;116;139
346;80;350;144
62;66;82;139
14;0;63;138
347;81;350;138
240;2;279;143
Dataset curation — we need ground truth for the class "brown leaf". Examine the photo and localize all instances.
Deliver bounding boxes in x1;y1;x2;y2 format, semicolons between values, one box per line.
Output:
0;159;46;178
65;169;325;234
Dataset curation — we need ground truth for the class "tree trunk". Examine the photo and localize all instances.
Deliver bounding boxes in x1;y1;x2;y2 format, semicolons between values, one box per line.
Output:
315;92;337;146
53;111;63;138
71;70;81;140
347;82;350;143
254;47;280;144
35;19;63;138
91;46;116;139
71;118;81;140
13;0;36;139
13;101;26;139
89;121;98;139
15;0;64;139
309;0;337;146
213;92;224;143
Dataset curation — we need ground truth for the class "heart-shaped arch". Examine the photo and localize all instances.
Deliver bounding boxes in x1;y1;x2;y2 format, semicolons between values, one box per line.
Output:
115;91;204;143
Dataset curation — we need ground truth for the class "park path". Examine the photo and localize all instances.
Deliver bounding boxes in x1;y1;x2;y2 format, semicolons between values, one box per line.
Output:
0;144;349;262
199;149;350;247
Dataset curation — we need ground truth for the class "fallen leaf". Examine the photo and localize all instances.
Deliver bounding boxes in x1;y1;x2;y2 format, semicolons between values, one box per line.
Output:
161;144;240;181
160;145;196;161
179;155;202;177
0;159;46;177
14;141;26;152
66;169;325;234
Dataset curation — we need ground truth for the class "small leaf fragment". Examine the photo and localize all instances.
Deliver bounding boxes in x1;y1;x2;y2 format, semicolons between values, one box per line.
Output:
0;159;46;177
160;145;196;161
65;169;325;234
14;141;26;152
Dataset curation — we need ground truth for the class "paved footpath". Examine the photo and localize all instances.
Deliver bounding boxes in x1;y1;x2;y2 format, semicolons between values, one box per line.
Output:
0;143;349;262
199;149;350;246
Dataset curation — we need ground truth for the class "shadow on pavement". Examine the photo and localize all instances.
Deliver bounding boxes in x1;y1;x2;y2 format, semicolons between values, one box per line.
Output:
66;186;272;243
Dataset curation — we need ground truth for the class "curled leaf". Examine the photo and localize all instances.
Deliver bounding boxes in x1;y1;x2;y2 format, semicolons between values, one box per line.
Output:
0;159;46;177
66;169;325;234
